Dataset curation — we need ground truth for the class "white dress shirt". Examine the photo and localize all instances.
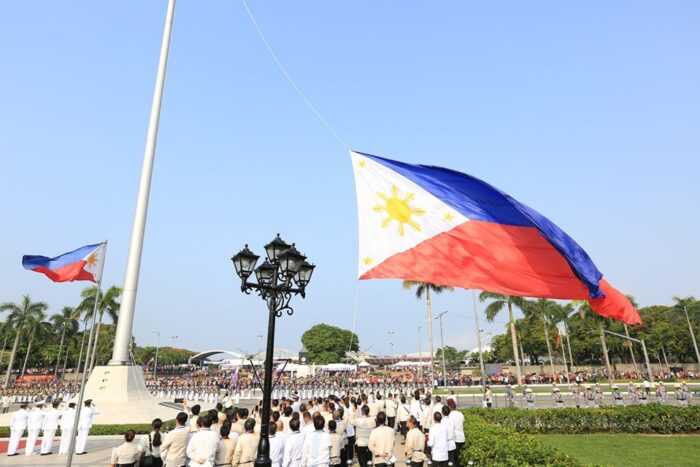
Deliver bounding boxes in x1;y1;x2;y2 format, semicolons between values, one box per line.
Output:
449;411;465;444
187;428;220;467
302;430;332;467
282;432;304;467
427;422;449;462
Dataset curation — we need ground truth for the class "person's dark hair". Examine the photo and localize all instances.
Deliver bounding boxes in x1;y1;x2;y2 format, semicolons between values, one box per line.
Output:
313;414;325;430
272;411;280;422
216;402;223;412
201;415;213;428
328;420;337;432
220;421;231;438
400;396;406;404
226;408;235;422
303;411;312;420
191;404;201;415
299;403;307;413
176;412;188;426
209;409;218;422
244;418;256;432
125;429;136;442
237;407;248;419
376;411;387;426
361;404;370;416
291;412;300;420
290;417;300;432
152;418;163;447
435;396;441;403
433;412;442;423
269;422;277;435
441;406;450;417
284;406;293;417
407;415;417;427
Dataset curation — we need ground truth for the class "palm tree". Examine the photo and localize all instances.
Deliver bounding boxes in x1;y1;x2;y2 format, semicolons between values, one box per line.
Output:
402;281;453;386
0;321;10;369
49;307;80;377
670;296;700;365
19;315;48;379
524;298;562;379
77;285;121;371
0;295;49;387
572;300;615;386
479;292;526;385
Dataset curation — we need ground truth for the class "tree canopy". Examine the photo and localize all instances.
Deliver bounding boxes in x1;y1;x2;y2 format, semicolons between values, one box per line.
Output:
301;323;359;364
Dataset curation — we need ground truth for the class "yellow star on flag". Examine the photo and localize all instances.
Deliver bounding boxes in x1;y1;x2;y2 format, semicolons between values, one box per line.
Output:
444;212;454;222
363;257;373;265
358;160;366;167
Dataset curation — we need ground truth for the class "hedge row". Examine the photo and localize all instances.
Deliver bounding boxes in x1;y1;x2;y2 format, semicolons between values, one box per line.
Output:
460;411;586;466
0;420;177;438
469;404;700;434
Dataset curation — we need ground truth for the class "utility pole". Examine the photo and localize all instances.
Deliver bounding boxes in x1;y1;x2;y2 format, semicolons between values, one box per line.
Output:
418;326;423;382
472;290;487;390
435;311;448;388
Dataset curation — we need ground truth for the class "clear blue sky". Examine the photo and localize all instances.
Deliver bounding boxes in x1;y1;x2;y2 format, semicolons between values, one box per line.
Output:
2;1;698;357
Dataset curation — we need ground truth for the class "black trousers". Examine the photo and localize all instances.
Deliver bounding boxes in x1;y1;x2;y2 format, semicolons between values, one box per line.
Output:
455;442;464;467
346;435;356;462
356;446;371;467
407;462;423;467
399;421;407;437
387;416;396;428
432;461;449;467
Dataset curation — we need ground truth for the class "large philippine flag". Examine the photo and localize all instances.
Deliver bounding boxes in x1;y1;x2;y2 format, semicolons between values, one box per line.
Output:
22;242;107;283
351;151;641;325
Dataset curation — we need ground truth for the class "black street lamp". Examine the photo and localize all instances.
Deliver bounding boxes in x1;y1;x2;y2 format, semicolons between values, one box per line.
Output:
231;234;315;467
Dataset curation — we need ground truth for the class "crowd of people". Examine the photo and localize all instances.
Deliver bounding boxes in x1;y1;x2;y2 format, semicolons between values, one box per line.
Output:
108;388;464;467
0;381;81;412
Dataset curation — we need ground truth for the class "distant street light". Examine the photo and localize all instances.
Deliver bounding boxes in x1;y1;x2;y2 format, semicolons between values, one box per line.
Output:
231;234;315;467
152;331;160;379
387;331;395;362
435;311;448;387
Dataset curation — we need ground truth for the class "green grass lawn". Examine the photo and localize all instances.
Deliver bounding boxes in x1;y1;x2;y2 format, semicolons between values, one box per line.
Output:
534;434;700;467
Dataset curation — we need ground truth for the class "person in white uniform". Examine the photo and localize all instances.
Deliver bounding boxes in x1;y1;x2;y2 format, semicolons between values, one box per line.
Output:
25;400;46;455
58;402;77;454
75;399;100;454
7;402;29;456
41;400;62;455
283;418;304;467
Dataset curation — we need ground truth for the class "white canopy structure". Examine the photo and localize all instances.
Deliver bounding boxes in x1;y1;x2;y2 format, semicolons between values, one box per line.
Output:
389;361;431;368
317;363;357;372
357;361;373;368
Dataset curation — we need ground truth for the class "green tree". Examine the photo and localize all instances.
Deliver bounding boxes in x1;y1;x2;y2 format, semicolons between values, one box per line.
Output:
402;281;453;383
19;316;48;378
571;300;615;383
435;346;467;369
301;323;359;364
0;295;49;387
670;296;700;365
77;285;121;371
49;306;80;376
479;292;526;385
523;299;563;375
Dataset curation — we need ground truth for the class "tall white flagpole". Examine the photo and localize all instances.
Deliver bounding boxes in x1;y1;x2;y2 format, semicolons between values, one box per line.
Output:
110;0;177;365
66;241;107;467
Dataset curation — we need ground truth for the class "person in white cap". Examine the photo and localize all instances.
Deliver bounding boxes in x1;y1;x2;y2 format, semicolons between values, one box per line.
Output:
525;388;535;410
25;400;46;455
58;402;76;454
7;402;29;456
75;399;99;454
40;400;62;455
612;385;624;406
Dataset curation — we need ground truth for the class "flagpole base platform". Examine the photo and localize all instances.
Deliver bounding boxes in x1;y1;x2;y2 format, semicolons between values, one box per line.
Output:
79;365;179;424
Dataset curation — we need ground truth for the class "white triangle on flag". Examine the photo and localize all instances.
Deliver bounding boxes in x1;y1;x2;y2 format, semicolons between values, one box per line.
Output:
351;151;469;277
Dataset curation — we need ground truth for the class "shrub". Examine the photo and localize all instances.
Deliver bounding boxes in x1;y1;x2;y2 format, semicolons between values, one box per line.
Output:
461;411;585;466
470;405;700;434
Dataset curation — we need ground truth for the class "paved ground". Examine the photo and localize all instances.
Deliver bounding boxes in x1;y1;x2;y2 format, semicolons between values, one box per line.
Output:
1;435;122;466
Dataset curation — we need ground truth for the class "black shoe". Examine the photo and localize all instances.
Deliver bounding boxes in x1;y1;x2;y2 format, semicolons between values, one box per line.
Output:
7;454;19;457
76;452;87;455
40;453;52;456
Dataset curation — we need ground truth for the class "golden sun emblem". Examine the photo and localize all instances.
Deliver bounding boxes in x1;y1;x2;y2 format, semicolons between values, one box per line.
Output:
87;254;98;267
374;185;425;236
